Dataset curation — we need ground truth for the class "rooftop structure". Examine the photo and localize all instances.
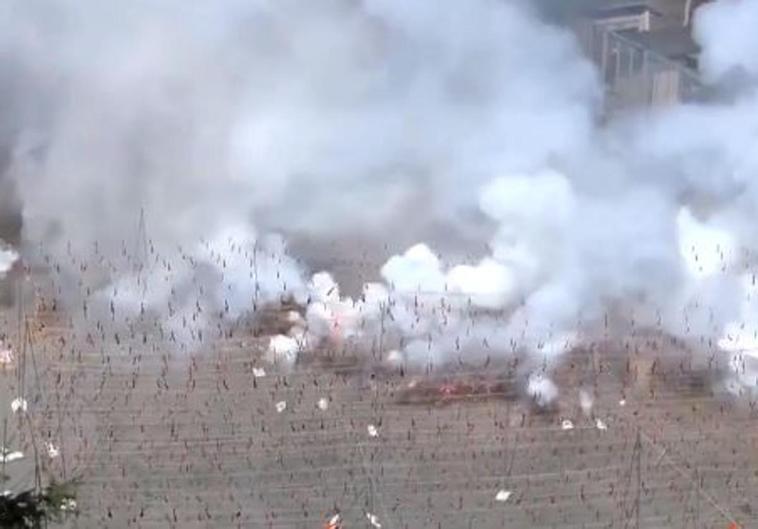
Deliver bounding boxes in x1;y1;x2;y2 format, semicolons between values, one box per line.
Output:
573;0;707;112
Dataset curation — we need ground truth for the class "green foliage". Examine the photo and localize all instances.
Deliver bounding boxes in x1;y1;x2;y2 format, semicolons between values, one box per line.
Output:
0;489;47;529
0;479;78;529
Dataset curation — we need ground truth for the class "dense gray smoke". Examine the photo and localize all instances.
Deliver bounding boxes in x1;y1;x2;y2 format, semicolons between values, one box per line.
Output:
0;0;757;394
0;0;596;255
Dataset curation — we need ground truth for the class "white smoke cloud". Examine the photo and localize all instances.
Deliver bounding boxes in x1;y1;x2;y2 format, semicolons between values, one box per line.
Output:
527;372;558;407
694;0;758;82
323;0;758;387
0;242;17;278
381;245;446;294
1;0;758;398
1;0;598;263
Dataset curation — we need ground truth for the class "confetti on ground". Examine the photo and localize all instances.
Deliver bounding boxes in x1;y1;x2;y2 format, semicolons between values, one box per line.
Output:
326;513;341;529
495;489;512;502
1;450;24;463
60;498;77;511
46;443;60;459
0;349;13;365
366;512;382;528
10;397;27;414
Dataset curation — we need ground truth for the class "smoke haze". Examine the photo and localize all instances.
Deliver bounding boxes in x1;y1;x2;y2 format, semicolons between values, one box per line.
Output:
0;0;757;391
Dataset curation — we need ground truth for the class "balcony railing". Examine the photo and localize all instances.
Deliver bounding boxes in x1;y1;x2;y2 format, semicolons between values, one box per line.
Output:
576;24;703;112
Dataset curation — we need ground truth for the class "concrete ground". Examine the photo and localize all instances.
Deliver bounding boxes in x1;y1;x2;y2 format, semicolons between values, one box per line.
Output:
0;302;756;529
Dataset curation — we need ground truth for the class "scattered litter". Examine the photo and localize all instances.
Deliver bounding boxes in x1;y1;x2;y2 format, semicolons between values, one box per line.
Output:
46;442;60;459
275;401;287;413
1;490;11;497
366;512;382;528
317;398;329;411
367;424;379;437
595;418;608;431
10;397;27;414
561;419;574;430
619;399;626;407
326;513;341;529
495;489;512;502
1;450;24;463
0;349;13;365
60;498;77;511
252;367;266;378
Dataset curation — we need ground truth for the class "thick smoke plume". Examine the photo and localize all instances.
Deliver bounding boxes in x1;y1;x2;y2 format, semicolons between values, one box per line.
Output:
1;0;758;397
1;0;596;255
